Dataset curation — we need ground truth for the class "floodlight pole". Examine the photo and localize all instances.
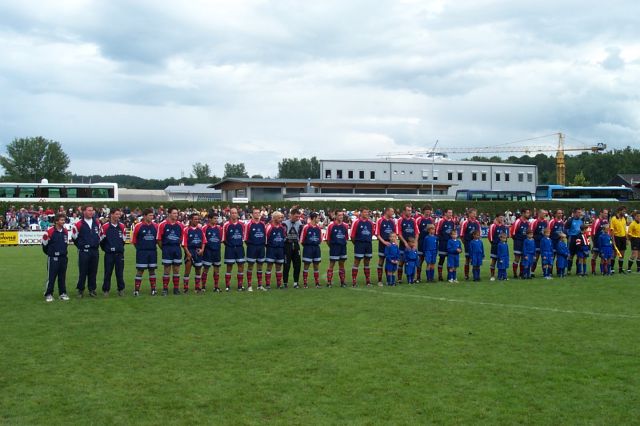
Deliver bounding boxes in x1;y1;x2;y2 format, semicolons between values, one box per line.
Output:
431;140;439;202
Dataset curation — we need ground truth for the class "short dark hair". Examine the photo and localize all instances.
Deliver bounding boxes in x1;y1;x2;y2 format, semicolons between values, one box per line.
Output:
189;213;200;220
290;208;301;216
168;206;178;214
422;204;432;212
110;208;121;215
142;208;153;216
309;212;318;220
54;213;66;221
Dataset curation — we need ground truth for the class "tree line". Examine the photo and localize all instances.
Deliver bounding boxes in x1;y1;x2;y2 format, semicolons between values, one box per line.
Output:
1;136;638;189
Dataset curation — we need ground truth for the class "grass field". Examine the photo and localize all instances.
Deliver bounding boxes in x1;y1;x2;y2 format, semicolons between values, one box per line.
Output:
1;244;639;425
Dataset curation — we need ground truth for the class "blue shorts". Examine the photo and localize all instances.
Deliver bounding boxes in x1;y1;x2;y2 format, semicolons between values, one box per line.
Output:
378;240;389;257
353;241;373;258
424;250;437;264
541;252;554;266
224;245;245;264
136;249;157;269
600;247;613;259
447;255;460;268
490;244;499;259
302;245;321;263
266;246;285;263
513;239;524;255
329;244;348;261
385;263;398;273
245;244;266;263
185;247;203;267
162;245;182;265
202;248;221;267
438;239;449;255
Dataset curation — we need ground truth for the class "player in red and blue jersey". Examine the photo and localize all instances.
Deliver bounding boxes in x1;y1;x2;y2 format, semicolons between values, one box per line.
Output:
265;211;286;289
131;209;158;295
99;208;126;296
488;212;509;281
548;209;565;274
530;209;548;275
222;208;246;291
376;207;396;285
157;207;185;296
590;209;609;275
350;207;374;287
201;213;222;292
396;204;419;283
416;205;434;282
325;210;350;287
244;207;266;292
510;208;531;278
42;213;70;302
301;212;323;288
181;213;205;293
435;209;456;281
460;208;481;280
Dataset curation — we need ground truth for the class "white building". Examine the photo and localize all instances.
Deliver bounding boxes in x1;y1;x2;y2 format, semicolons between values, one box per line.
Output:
319;158;537;196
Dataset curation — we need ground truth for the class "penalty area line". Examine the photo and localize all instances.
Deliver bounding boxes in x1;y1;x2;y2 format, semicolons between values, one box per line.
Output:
350;288;640;319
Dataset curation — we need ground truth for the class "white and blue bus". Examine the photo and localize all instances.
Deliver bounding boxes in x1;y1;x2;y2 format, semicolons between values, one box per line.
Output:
455;190;533;202
0;182;119;203
535;185;633;201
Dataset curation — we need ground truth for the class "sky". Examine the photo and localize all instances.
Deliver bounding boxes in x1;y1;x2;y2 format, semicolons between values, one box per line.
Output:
0;0;639;179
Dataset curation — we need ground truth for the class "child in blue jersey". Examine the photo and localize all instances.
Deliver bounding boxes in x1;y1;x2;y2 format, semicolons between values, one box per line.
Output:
598;224;614;275
574;224;590;277
447;229;462;283
469;230;484;282
540;228;554;279
384;233;401;286
497;233;510;281
404;238;419;284
423;224;438;282
522;230;536;279
556;234;569;277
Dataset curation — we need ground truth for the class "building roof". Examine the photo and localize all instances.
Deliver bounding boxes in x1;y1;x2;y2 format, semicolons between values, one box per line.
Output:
211;177;454;188
320;158;536;168
611;174;640;185
165;183;221;194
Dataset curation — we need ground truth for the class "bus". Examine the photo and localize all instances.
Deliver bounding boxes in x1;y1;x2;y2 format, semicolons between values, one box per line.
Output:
455;190;533;202
0;182;119;203
535;185;633;201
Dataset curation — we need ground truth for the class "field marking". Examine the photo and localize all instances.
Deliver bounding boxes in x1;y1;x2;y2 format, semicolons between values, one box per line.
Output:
351;288;640;319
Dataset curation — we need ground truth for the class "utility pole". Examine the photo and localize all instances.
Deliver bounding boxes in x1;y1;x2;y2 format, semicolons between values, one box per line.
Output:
431;140;439;202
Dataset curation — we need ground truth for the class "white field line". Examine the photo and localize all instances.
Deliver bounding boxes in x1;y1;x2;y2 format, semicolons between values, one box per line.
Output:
351;288;640;319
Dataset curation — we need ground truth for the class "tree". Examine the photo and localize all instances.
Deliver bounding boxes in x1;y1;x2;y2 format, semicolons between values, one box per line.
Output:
278;156;320;179
224;162;249;178
191;162;212;181
570;171;590;186
0;137;70;182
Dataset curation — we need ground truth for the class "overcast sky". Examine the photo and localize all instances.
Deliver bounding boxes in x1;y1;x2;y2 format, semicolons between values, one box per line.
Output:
1;0;638;179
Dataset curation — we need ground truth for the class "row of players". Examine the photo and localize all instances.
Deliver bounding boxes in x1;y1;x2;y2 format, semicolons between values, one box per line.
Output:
41;204;640;301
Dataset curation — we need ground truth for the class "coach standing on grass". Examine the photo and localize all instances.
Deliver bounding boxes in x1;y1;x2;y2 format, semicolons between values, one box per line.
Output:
72;205;101;298
283;208;303;288
100;208;126;296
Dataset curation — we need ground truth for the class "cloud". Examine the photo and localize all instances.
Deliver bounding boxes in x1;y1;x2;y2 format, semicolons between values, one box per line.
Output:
0;0;639;178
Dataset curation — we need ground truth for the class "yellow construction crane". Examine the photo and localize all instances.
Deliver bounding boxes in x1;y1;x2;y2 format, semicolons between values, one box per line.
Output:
378;133;606;185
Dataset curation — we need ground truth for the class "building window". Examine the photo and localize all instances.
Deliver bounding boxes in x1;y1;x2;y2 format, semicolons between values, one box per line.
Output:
393;170;398;175
401;170;405;175
348;170;354;179
325;169;332;179
433;170;439;181
359;170;365;179
518;173;524;182
448;172;453;181
472;172;477;181
495;172;501;182
505;173;510;182
457;172;463;181
336;170;343;179
370;171;376;180
527;173;533;182
409;170;413;175
481;172;487;182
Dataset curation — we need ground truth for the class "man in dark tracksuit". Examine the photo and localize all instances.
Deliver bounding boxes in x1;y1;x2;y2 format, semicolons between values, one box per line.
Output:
100;208;126;296
72;205;101;297
42;213;70;302
283;208;303;288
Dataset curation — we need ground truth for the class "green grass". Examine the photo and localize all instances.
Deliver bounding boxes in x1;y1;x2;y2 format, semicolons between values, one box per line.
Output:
1;244;639;425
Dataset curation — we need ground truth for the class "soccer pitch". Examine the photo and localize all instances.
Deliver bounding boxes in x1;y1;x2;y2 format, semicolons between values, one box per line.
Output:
1;245;639;424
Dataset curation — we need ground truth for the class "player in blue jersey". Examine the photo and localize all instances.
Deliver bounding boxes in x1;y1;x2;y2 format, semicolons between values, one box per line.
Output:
403;238;419;284
350;207;374;287
564;208;584;274
540;228;554;279
416;205;434;282
396;204;419;283
446;229;462;283
530;209;548;276
497;233;510;281
384;233;401;286
376;207;396;285
42;213;70;302
423;224;438;282
522;230;536;279
469;230;484;282
460;208;481;280
488;212;509;281
244;207;266;292
201;213;223;292
100;208;127;296
301;212;323;288
182;213;205;293
132;209;158;295
598;224;614;275
157;207;185;296
510;208;531;279
436;209;456;281
574;224;590;277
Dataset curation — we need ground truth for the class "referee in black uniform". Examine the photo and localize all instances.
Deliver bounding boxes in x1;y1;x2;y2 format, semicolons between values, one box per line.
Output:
283;208;303;288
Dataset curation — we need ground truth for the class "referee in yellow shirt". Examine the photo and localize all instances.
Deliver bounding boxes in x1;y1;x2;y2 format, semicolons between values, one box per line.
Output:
627;211;640;273
609;206;628;273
